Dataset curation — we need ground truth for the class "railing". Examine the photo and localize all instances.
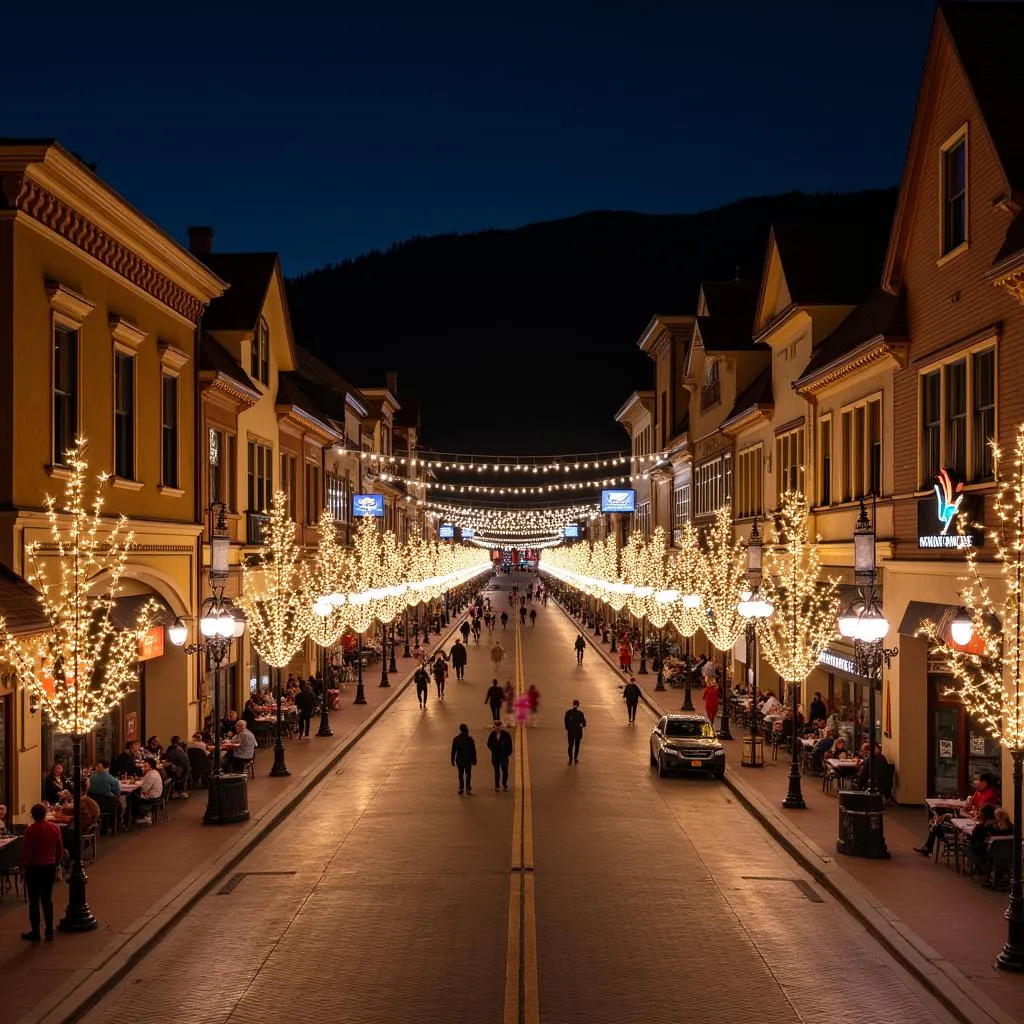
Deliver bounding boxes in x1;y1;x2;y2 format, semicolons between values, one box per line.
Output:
700;378;720;411
246;510;269;546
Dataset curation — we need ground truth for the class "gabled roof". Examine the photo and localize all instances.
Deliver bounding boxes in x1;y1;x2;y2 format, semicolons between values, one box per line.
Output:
198;333;260;397
0;563;49;637
276;371;340;442
699;280;758;319
200;252;278;331
695;315;755;352
720;367;774;435
294;345;368;415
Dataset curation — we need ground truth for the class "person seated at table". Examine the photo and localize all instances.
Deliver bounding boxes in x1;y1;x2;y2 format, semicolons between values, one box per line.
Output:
809;691;827;722
42;762;70;804
830;737;850;761
87;759;121;799
58;780;100;853
965;772;1000;818
0;804;8;836
826;708;842;738
221;710;239;736
187;732;209;753
142;736;163;765
241;699;259;729
994;807;1014;836
111;741;145;779
855;744;890;793
964;804;1001;878
128;761;164;826
162;736;189;796
226;720;257;773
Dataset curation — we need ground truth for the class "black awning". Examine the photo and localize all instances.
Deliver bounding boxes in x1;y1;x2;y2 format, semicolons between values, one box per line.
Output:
898;600;1000;639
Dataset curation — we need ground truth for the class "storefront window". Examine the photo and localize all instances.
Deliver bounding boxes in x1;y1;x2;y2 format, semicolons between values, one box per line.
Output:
0;693;10;813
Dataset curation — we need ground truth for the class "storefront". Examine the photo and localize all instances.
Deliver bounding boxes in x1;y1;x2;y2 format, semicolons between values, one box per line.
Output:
813;646;877;752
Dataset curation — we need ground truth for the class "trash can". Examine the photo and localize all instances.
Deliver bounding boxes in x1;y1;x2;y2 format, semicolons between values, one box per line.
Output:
741;734;764;767
203;773;250;826
836;791;889;858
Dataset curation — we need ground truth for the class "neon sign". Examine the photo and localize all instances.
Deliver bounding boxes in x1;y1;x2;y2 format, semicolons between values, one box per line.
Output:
917;470;982;549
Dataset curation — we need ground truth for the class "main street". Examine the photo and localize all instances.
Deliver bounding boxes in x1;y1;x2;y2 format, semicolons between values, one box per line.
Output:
81;572;955;1024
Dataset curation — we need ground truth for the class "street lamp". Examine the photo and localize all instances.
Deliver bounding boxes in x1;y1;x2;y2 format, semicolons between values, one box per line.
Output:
737;519;773;768
168;504;248;825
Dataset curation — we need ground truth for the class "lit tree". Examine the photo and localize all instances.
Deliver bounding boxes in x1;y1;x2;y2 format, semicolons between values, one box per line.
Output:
0;440;155;932
758;491;842;809
920;426;1024;971
666;520;704;709
238;490;311;777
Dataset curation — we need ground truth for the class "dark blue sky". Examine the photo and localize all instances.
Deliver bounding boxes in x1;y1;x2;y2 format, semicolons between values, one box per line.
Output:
3;1;936;275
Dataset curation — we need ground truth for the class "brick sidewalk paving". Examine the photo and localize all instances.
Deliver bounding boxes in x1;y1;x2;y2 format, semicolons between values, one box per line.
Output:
561;604;1024;1023
0;624;465;1024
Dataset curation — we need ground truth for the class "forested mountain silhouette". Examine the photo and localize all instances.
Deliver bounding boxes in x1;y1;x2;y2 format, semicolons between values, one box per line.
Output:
286;187;896;453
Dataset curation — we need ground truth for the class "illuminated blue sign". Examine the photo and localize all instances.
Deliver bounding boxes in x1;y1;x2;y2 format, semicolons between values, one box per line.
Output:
563;524;580;538
600;489;636;513
352;493;384;518
439;524;455;539
462;528;475;538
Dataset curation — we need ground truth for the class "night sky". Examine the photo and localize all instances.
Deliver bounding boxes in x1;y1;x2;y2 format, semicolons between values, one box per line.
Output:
3;1;933;275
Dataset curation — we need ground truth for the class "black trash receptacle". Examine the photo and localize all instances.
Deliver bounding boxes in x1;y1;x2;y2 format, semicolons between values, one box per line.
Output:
836;791;889;858
203;773;250;826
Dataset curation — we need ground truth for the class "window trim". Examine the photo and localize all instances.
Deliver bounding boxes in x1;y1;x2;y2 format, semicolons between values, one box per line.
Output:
251;317;270;387
818;415;832;507
735;444;763;520
917;341;997;488
47;283;94;471
774;424;806;502
938;123;969;264
113;350;137;483
838;392;883;502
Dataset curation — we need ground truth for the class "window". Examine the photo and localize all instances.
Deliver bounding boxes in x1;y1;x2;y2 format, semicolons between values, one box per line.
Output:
247;441;273;512
161;374;179;488
251;317;269;386
326;470;348;523
695;455;732;517
280;453;297;520
819;418;832;506
381;425;391;456
701;360;720;411
660;391;668;447
305;461;321;525
208;429;236;509
114;352;135;479
840;397;882;501
634;501;651;538
775;427;805;499
919;347;995;485
735;446;763;519
53;326;78;465
941;131;967;256
673;484;690;527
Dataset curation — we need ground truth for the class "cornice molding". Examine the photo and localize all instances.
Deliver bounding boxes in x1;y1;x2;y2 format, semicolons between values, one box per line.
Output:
993;267;1024;306
200;371;260;409
46;280;95;324
795;338;909;397
720;403;774;437
276;404;341;445
158;341;190;375
109;315;147;352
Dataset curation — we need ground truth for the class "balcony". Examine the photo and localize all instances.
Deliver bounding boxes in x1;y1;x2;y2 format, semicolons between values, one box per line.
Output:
246;510;269;546
700;378;720;412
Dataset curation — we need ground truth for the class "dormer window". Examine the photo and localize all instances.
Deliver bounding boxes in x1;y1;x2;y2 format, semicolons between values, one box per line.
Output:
701;359;720;412
251;317;270;386
941;127;968;258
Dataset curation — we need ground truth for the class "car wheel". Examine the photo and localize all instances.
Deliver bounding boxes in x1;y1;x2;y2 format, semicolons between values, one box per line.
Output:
657;754;666;778
650;749;657;767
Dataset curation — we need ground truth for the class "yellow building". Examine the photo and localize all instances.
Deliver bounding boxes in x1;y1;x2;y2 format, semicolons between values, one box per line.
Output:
0;142;225;820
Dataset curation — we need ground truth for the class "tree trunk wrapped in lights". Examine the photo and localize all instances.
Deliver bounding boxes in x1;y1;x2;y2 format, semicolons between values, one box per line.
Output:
696;505;750;658
758;492;842;809
0;440;156;932
237;490;312;776
666;521;703;710
919;427;1024;971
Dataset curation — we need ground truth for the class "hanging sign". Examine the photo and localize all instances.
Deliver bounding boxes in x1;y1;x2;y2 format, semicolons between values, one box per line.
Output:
917;470;983;549
138;625;165;661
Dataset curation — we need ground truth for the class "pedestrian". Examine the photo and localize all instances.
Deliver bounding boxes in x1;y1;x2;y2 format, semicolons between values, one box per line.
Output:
432;654;448;699
472;618;482;644
542;591;548;606
514;692;531;726
564;699;587;764
451;724;477;795
295;681;317;738
704;679;720;726
623;676;641;724
460;619;471;644
450;638;468;680
527;684;540;726
414;664;430;709
574;633;586;665
485;679;505;722
619;638;632;672
504;680;515;717
19;802;63;943
702;654;718;692
529;607;537;627
519;605;527;625
487;720;514;791
500;611;508;630
490;641;505;672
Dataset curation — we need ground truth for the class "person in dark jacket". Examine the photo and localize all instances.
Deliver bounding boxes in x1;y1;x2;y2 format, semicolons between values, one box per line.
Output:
414;665;430;709
451;724;477;795
564;700;587;763
809;692;827;723
450;639;468;680
485;679;505;722
623;677;641;724
163;737;190;793
500;611;508;630
432;655;449;699
241;700;259;729
295;683;317;738
460;619;471;643
486;720;514;791
574;633;586;665
111;741;144;779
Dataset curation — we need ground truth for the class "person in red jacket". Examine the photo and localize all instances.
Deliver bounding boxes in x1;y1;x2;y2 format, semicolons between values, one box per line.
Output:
19;803;63;942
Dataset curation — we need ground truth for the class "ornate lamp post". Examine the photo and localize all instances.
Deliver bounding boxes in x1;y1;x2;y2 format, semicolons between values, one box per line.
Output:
389;621;399;673
737;519;773;768
169;504;247;822
403;607;412;657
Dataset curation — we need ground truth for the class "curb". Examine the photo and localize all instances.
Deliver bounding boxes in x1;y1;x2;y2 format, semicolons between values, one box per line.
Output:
23;618;467;1024
548;597;1016;1024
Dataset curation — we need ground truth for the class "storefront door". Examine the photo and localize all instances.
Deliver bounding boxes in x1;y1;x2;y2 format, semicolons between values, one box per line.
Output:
928;672;1002;796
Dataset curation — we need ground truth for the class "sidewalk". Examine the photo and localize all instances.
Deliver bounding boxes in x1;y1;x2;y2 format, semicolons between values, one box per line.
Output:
0;620;465;1024
558;601;1024;1024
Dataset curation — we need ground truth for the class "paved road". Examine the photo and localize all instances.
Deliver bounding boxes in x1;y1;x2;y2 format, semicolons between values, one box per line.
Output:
81;572;955;1024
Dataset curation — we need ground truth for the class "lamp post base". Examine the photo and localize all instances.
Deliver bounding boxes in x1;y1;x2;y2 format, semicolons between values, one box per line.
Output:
996;931;1024;972
681;682;694;711
316;712;333;737
270;742;290;777
58;881;98;933
353;682;367;705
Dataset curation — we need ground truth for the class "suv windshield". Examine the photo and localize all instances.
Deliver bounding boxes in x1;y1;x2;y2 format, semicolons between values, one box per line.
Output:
665;720;715;739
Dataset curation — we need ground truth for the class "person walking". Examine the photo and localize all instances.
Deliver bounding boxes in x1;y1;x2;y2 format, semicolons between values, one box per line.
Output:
500;611;509;630
519;605;527;626
619;638;632;673
485;679;505;722
450;724;477;795
450;639;468;680
623;676;641;724
514;691;531;727
503;680;516;718
703;679;720;726
472;618;482;644
527;684;540;726
460;619;471;644
574;633;586;665
432;654;449;699
490;641;505;672
487;720;514;791
19;803;63;942
564;699;587;764
414;664;430;709
295;681;317;739
529;607;537;627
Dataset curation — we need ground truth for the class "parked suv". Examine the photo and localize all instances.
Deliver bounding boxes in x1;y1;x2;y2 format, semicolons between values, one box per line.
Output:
650;713;725;779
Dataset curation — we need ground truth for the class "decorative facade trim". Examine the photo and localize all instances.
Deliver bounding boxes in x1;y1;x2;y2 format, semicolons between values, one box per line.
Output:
199;371;260;409
795;339;909;396
17;179;206;323
158;341;190;376
993;268;1024;306
109;315;147;352
276;404;341;445
720;403;774;437
46;280;95;324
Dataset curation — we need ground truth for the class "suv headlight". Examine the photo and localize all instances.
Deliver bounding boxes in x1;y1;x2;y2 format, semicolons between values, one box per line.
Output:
712;745;725;755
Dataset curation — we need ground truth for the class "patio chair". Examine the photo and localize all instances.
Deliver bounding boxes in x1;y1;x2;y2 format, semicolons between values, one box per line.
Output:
934;821;960;873
0;836;23;898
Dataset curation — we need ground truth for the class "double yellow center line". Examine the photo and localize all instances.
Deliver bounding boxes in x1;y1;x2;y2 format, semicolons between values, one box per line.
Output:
504;614;539;1024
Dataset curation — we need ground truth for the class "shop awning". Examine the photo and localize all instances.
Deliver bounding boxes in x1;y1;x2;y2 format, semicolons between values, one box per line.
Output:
898;601;1000;642
0;563;49;637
